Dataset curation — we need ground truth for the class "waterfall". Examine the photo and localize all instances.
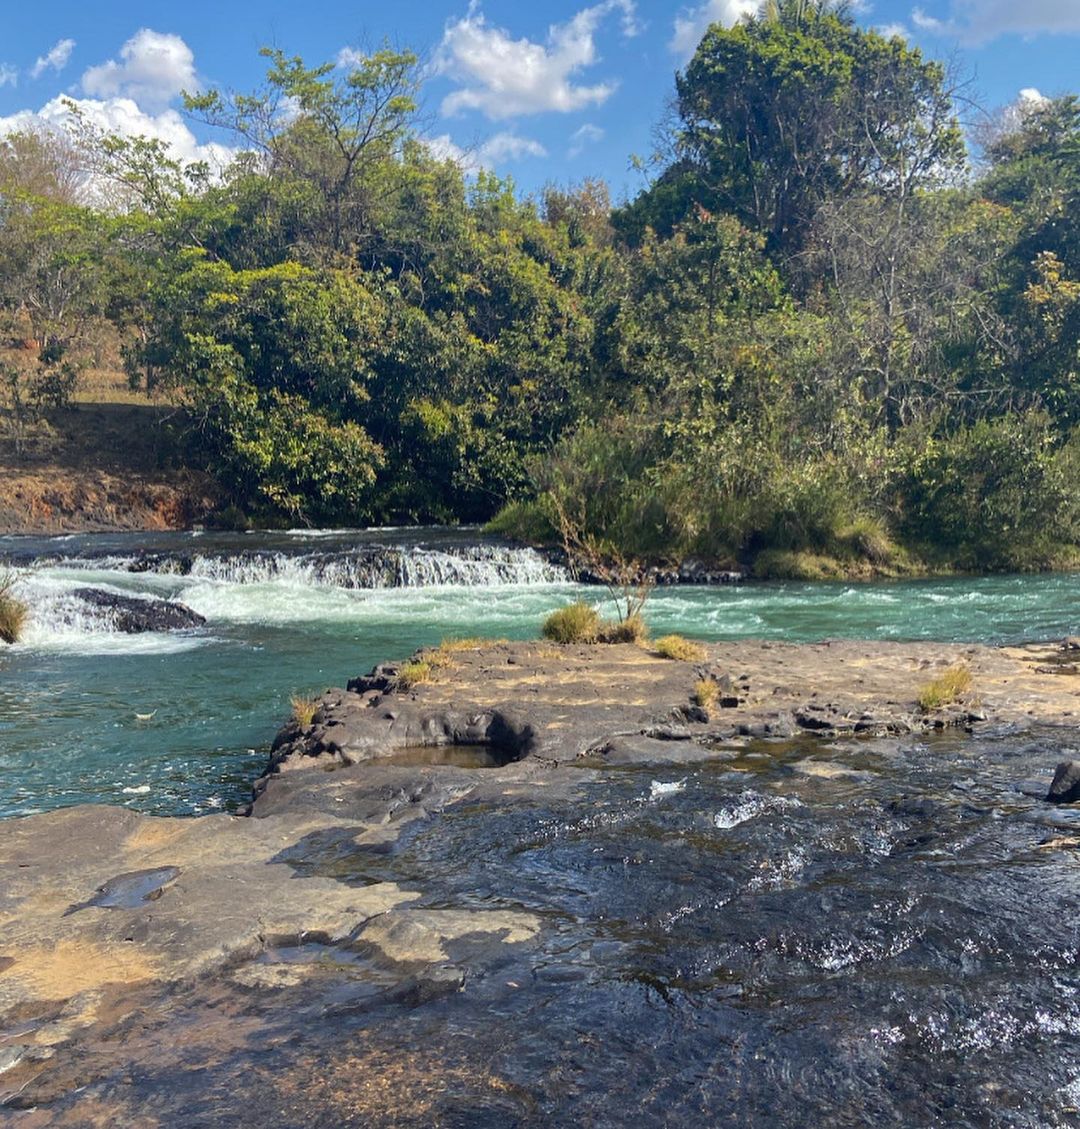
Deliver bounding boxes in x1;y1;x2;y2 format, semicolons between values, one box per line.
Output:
36;544;569;590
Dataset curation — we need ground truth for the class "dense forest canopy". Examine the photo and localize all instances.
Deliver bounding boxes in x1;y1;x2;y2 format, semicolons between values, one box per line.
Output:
2;5;1080;573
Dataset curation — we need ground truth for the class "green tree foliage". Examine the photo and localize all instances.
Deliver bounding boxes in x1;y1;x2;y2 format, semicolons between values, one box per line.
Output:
185;45;420;258
619;9;963;257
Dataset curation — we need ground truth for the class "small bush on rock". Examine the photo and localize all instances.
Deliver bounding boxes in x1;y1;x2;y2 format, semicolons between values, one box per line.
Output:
917;664;972;711
655;634;706;662
397;659;434;689
542;602;601;644
599;613;649;644
290;694;319;728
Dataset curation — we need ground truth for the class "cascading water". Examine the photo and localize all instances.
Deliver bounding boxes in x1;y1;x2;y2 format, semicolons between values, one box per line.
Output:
19;542;568;590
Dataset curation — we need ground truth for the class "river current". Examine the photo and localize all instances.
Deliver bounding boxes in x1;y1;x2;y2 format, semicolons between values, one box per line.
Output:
2;529;1080;817
2;531;1079;1125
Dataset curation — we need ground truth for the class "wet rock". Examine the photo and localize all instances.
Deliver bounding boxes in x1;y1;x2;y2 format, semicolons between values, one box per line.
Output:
737;713;797;739
1046;761;1080;804
71;587;205;633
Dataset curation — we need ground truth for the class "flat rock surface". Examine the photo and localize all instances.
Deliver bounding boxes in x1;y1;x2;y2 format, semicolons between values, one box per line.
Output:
268;638;1080;778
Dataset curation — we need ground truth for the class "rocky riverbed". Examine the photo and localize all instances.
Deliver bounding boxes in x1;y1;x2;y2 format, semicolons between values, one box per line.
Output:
2;638;1079;1125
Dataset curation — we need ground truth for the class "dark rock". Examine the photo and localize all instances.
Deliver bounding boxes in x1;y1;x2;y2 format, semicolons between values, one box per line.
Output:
737;712;797;739
1064;637;1080;651
71;588;205;633
347;663;400;694
1047;761;1080;804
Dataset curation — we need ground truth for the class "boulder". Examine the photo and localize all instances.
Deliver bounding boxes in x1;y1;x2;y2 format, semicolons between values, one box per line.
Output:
71;588;206;633
1046;761;1080;804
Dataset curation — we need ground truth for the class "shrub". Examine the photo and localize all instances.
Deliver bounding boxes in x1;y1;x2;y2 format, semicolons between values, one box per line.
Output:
917;665;973;711
290;694;319;728
0;573;27;645
750;550;849;581
654;634;706;662
397;659;433;689
836;517;897;566
893;412;1080;569
542;602;601;644
599;613;649;645
485;499;557;545
694;679;719;711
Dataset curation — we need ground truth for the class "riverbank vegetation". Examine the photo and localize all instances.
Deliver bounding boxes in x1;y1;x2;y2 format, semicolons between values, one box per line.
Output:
3;6;1080;573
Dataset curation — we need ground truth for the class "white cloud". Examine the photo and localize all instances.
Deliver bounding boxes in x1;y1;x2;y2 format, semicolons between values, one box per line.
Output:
0;96;234;173
0;64;17;89
670;0;758;60
877;22;911;39
435;1;637;120
31;38;76;80
81;29;196;108
426;129;547;170
480;131;547;161
911;8;948;32
568;122;604;157
912;1;1080;43
335;46;366;69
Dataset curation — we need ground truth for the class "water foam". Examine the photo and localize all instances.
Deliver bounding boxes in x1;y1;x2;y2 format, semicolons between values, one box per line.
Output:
46;544;567;590
12;574;209;656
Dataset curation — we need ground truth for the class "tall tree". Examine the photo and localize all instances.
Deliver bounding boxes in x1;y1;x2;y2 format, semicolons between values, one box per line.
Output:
621;11;963;258
185;45;420;258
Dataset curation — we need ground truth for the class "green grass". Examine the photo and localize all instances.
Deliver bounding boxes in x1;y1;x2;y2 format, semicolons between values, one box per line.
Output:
485;499;557;545
654;634;707;662
397;659;434;689
542;602;601;644
917;664;973;711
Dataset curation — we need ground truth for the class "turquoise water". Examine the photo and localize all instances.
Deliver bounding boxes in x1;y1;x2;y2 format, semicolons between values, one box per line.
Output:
2;530;1079;818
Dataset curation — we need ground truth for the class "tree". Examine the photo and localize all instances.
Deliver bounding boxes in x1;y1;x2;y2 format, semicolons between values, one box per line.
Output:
626;11;964;258
185;45;420;257
132;256;387;522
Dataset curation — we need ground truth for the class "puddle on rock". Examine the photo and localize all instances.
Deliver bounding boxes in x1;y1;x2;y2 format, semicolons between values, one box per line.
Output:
378;745;516;769
66;866;181;914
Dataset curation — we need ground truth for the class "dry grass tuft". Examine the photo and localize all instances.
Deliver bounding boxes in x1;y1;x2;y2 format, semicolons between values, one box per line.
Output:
654;634;706;662
0;572;28;645
693;679;719;711
438;636;493;654
917;664;973;711
290;694;319;728
542;602;601;644
599;613;649;645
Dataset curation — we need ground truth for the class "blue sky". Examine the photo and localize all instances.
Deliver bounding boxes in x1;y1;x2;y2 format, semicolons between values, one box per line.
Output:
1;1;1078;203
